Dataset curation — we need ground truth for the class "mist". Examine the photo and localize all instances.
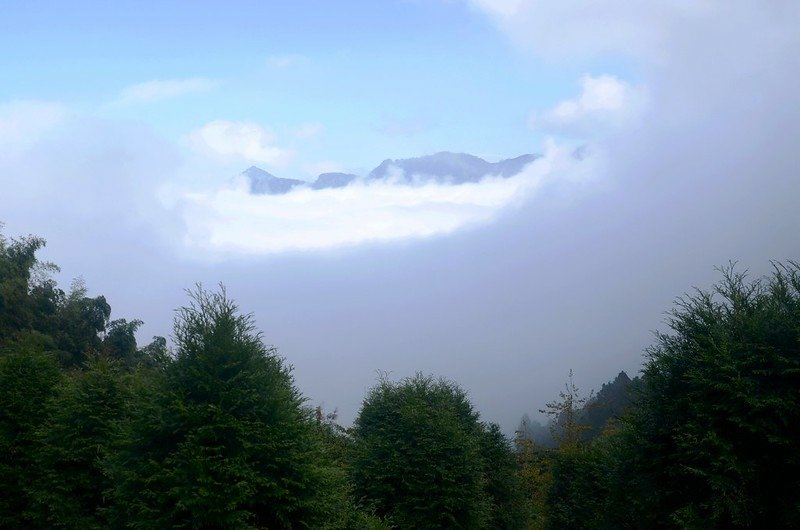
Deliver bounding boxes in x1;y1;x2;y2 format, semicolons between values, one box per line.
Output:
1;1;797;433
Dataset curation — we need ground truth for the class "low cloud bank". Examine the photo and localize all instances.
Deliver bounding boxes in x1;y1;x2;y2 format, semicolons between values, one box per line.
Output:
174;140;600;255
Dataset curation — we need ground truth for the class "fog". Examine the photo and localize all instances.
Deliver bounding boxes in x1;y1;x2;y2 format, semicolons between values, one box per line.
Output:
1;1;797;432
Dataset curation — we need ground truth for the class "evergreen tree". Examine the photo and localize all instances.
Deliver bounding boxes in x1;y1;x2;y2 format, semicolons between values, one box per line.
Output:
351;373;490;528
28;357;132;529
480;423;529;529
109;286;326;529
579;371;636;440
0;345;62;527
311;408;390;529
540;370;591;450
620;263;800;528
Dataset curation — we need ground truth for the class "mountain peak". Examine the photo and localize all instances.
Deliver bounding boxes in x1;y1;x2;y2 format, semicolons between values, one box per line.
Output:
368;151;537;184
243;166;271;176
241;151;539;195
243;167;305;195
312;172;358;190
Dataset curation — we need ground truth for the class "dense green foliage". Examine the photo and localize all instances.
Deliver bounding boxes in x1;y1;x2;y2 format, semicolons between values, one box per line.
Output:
108;287;327;529
533;264;800;530
1;228;798;529
0;346;62;528
621;264;800;528
28;358;132;528
352;374;525;528
352;374;489;527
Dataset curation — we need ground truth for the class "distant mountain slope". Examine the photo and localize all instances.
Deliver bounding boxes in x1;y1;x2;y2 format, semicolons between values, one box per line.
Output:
580;371;638;440
368;152;539;184
243;151;538;194
311;172;358;189
516;370;639;448
244;166;305;195
493;154;539;177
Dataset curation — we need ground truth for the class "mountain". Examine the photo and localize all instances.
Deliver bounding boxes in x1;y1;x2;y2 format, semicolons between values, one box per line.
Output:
579;371;639;440
244;166;305;195
241;151;538;194
311;172;358;189
516;371;639;448
368;152;538;184
493;154;539;177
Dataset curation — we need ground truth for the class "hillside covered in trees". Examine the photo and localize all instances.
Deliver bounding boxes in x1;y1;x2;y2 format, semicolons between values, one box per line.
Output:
1;228;798;529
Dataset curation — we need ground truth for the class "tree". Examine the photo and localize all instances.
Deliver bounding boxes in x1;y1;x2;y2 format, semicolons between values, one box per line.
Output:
0;345;62;527
109;286;327;529
102;318;142;366
51;283;110;366
480;423;529;529
532;371;600;530
0;230;58;347
579;371;636;440
622;263;800;528
514;431;552;530
310;407;390;530
28;357;133;529
351;373;490;528
0;228;112;367
516;413;554;448
540;370;591;451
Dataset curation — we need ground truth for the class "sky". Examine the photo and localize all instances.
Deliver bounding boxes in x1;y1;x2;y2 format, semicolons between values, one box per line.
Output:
1;1;798;432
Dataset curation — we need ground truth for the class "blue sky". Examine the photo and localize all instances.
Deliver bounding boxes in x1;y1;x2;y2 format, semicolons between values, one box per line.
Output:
1;1;796;431
0;0;635;175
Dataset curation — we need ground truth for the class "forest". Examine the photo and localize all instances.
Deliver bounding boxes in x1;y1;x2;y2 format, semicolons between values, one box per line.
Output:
1;228;798;529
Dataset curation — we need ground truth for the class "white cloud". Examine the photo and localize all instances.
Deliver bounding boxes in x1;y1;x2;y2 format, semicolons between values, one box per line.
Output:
534;74;647;135
115;77;219;106
0;103;181;245
468;0;717;59
187;120;293;166
294;122;324;139
0;100;68;155
172;140;599;254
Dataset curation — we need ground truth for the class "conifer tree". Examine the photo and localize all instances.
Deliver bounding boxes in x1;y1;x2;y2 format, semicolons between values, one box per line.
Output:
625;263;800;528
0;346;61;527
110;286;326;529
351;373;489;528
29;357;131;529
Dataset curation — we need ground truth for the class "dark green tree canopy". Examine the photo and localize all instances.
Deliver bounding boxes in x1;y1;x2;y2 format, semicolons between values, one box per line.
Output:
0;229;142;367
631;263;800;528
3;225;797;530
28;357;133;529
0;346;62;528
352;373;490;528
110;286;326;529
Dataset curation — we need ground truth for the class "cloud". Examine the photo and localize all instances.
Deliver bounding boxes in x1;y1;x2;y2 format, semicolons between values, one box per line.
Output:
172;140;598;255
0;104;181;253
533;74;647;135
115;77;219;106
0;100;68;155
187;120;293;166
468;0;717;59
293;122;324;139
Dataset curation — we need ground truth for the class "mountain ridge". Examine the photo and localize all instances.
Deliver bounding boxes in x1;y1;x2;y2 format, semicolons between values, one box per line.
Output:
244;151;539;195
